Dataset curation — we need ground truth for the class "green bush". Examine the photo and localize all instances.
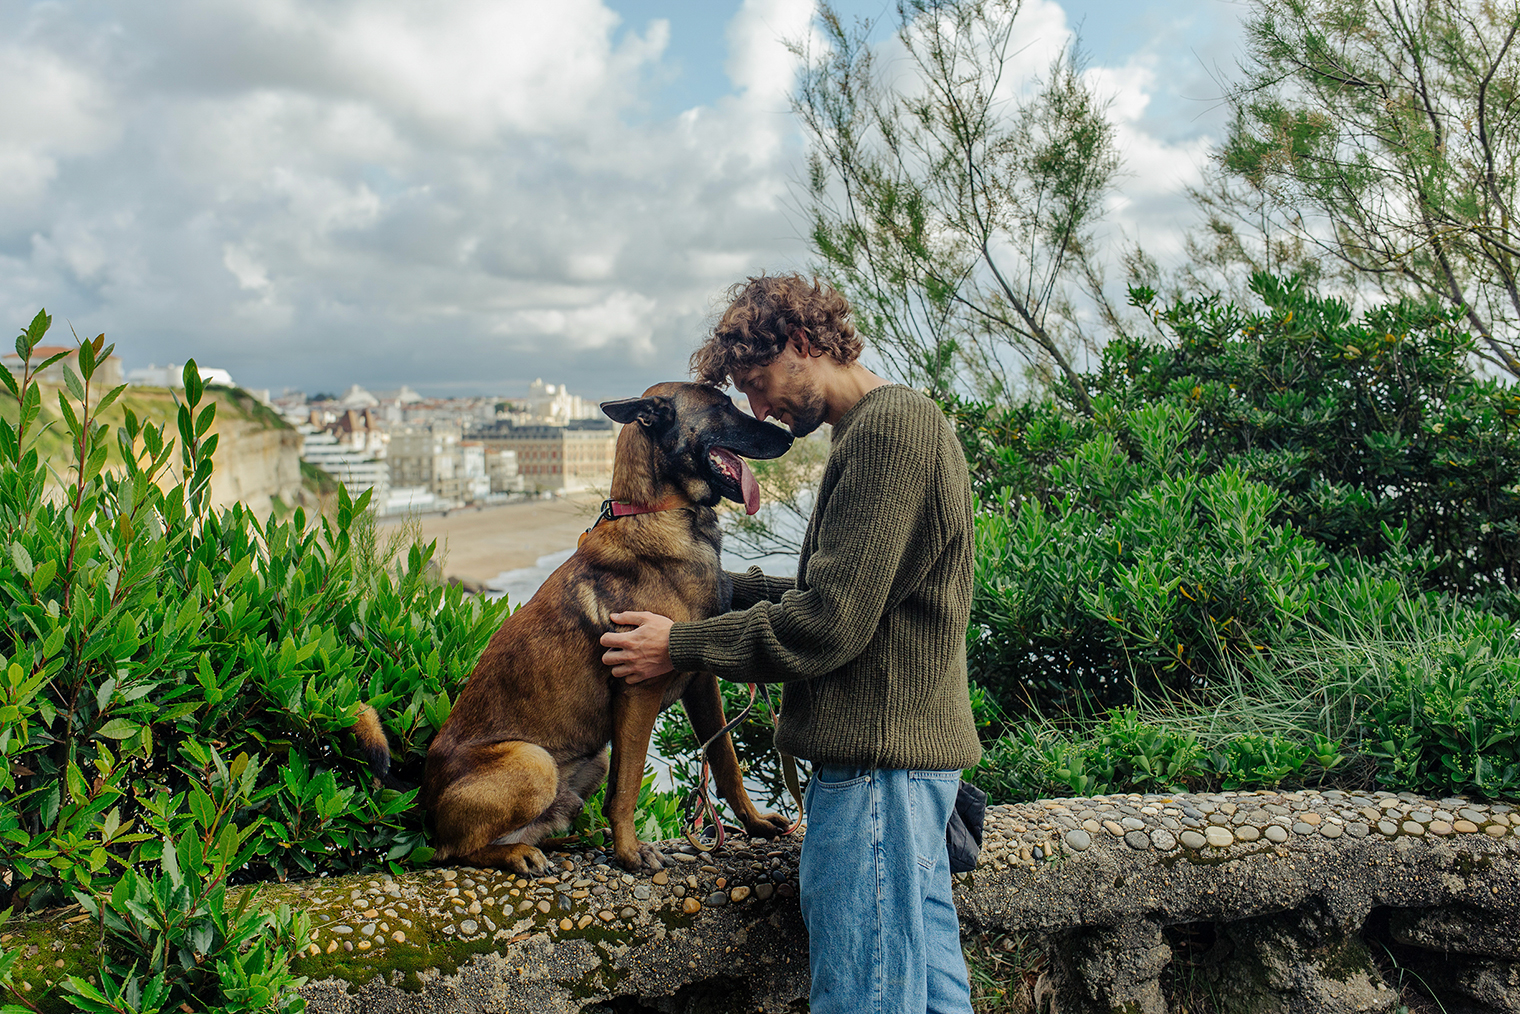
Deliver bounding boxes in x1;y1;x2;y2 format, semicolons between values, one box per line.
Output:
1360;633;1520;799
951;276;1520;802
968;400;1328;710
0;312;497;1011
955;273;1520;600
965;696;1347;803
0;327;509;907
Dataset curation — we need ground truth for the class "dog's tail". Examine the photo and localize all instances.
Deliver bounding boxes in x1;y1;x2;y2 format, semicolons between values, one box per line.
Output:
353;703;392;783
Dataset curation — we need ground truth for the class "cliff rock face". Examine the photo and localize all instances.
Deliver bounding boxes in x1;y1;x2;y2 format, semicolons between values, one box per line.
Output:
20;384;310;517
204;392;305;517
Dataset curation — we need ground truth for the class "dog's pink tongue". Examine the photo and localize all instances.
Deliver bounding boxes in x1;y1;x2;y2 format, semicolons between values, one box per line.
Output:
740;458;760;515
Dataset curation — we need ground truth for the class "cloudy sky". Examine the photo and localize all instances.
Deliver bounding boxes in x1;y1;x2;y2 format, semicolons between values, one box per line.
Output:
2;0;1247;400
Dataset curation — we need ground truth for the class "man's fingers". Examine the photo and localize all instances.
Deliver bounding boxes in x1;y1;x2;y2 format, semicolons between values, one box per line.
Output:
609;610;655;625
599;630;628;648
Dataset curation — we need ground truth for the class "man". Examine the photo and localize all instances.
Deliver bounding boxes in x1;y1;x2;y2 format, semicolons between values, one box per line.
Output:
599;273;981;1014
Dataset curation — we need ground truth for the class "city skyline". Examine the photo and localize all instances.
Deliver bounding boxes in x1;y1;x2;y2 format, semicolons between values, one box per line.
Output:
3;0;1246;401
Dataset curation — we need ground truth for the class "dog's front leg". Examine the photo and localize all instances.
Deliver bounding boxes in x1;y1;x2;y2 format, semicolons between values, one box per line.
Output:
682;673;791;839
605;682;669;872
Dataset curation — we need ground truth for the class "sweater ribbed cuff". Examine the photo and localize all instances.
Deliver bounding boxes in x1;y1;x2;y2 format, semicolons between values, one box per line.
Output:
667;620;708;676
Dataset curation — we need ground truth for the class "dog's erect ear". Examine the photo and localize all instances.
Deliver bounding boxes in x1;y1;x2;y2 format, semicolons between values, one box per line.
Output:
600;396;675;431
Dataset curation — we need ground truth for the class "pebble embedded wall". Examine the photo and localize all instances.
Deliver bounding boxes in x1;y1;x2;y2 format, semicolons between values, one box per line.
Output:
4;788;1516;1014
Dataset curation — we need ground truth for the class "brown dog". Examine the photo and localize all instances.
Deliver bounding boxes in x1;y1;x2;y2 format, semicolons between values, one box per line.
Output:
418;382;794;873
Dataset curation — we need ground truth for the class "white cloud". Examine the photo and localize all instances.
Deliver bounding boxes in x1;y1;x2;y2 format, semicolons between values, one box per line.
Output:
0;0;818;396
1085;59;1215;261
0;0;1235;398
223;245;270;291
0;43;116;220
725;0;816;101
510;290;660;354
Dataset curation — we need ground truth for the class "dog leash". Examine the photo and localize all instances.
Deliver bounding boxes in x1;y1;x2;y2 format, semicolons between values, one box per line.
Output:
683;682;805;852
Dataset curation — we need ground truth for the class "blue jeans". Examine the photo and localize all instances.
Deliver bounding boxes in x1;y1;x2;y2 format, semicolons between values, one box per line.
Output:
799;766;973;1014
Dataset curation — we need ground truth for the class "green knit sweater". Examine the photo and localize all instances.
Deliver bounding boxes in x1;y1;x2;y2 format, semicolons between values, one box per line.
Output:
667;385;983;771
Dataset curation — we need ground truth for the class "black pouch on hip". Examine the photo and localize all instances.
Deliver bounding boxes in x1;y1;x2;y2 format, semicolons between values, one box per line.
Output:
945;779;988;874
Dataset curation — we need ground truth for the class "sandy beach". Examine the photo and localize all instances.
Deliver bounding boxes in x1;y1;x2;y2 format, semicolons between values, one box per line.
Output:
377;493;604;586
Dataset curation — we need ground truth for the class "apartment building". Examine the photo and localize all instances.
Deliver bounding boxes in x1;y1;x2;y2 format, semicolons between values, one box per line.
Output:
387;424;500;505
483;446;525;494
387;423;457;490
467;418;617;494
300;431;390;507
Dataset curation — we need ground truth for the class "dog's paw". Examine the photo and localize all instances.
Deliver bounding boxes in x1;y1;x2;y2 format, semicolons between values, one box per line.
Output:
743;811;794;839
614;843;666;873
505;845;551;876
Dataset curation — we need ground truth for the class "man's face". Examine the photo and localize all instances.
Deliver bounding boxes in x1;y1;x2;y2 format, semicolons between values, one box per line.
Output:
732;346;829;438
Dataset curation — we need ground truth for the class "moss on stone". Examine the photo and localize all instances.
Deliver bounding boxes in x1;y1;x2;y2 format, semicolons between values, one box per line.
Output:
1158;844;1276;869
1454;852;1495;876
0;913;102;1013
1315;935;1374;984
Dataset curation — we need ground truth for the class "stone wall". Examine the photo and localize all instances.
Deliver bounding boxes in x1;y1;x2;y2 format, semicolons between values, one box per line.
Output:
3;788;1517;1013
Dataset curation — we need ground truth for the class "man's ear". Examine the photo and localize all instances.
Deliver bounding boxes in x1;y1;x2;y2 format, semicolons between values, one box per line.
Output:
601;396;676;430
788;327;812;358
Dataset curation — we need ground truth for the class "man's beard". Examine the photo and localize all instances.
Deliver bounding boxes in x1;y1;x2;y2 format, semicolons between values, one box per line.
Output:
782;363;829;437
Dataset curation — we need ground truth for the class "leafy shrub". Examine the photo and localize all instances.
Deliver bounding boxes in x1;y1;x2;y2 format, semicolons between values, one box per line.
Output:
965;698;1346;803
956;277;1520;711
571;771;685;850
967;400;1329;710
950;275;1520;802
0;311;517;1010
955;272;1520;599
63;765;310;1014
1359;634;1520;798
1211;732;1343;792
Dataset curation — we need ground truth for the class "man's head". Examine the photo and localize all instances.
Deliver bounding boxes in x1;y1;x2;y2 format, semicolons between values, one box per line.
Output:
690;273;862;438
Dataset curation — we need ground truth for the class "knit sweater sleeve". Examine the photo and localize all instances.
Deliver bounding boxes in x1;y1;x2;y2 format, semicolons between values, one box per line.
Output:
668;397;940;682
727;566;797;610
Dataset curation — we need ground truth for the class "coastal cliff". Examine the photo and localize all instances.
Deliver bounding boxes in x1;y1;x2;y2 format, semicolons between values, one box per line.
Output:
3;383;312;516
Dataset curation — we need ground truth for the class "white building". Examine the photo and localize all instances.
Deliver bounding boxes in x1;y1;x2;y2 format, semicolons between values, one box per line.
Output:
484;447;525;494
524;379;601;425
372;385;423;423
386;423;504;506
126;363;235;388
459;441;491;503
338;384;380;409
382;486;439;515
301;432;391;508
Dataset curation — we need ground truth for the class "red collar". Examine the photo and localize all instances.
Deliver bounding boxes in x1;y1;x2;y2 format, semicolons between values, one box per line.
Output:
580;496;696;546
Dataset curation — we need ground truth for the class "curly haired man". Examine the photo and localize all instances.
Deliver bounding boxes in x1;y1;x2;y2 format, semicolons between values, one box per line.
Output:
600;273;981;1014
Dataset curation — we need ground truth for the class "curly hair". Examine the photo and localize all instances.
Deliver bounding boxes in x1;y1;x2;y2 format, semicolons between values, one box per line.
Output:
690;273;862;387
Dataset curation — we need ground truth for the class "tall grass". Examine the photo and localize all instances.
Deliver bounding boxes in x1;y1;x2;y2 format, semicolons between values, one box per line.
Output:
969;594;1520;801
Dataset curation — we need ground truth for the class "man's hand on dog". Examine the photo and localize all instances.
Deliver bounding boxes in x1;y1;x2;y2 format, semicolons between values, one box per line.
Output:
601;611;675;683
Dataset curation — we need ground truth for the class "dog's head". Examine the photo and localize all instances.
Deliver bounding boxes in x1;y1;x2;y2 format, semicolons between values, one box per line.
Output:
601;383;792;514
